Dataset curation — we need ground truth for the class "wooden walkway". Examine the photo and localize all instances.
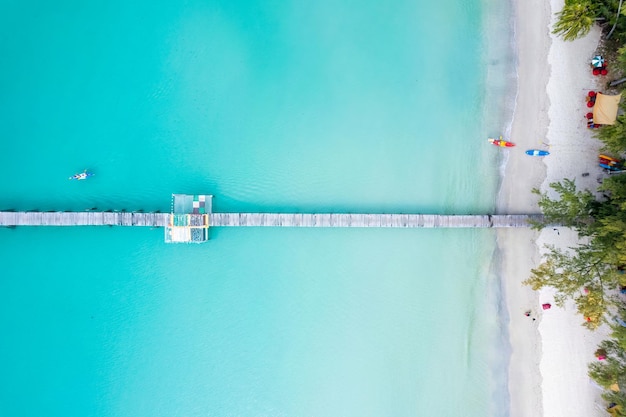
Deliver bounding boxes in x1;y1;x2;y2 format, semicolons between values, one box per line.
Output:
210;213;543;227
0;212;169;227
0;211;543;228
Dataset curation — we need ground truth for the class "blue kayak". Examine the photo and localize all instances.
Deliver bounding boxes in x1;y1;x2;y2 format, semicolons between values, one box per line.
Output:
600;163;624;172
525;149;550;156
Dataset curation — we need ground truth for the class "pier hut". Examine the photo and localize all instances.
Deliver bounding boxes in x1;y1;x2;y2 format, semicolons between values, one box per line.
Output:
164;194;213;243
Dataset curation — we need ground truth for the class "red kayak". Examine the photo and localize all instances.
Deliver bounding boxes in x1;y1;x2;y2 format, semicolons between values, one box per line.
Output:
488;136;515;147
599;157;618;166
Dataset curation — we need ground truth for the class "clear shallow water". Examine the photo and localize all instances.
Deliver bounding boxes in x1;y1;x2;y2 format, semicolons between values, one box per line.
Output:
0;1;514;416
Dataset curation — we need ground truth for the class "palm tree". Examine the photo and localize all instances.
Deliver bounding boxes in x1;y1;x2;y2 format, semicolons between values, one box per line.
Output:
552;0;597;41
607;0;625;39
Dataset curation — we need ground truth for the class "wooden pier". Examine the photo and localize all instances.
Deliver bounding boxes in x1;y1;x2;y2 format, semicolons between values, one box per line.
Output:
0;191;548;244
0;211;543;228
0;211;169;227
210;213;542;228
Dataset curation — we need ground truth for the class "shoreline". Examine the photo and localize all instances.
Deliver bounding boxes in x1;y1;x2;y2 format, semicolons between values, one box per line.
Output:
499;0;611;416
497;0;551;412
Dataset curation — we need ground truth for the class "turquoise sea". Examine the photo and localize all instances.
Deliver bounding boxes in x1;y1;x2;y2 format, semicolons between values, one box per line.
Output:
0;1;516;416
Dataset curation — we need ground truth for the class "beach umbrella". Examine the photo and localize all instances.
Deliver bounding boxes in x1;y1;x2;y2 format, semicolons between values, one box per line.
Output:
592;55;605;68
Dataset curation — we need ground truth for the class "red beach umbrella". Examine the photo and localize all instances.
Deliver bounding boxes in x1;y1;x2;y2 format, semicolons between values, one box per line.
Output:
587;101;594;108
601;69;608;75
586;112;593;119
589;91;597;97
593;69;601;75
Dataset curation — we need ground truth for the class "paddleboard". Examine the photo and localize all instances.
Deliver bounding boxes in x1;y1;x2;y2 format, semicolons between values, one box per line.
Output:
525;149;549;156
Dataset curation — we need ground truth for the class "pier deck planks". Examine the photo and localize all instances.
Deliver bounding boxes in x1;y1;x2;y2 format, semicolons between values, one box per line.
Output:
0;212;169;227
0;211;544;229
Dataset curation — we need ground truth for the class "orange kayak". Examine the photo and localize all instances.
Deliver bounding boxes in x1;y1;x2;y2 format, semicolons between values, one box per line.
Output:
599;154;620;163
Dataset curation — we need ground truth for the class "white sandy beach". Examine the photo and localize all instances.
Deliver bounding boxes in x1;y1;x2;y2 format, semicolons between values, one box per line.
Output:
500;0;610;416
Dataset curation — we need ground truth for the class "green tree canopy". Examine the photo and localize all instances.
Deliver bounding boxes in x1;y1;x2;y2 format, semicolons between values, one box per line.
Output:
589;308;626;412
531;179;597;235
523;243;616;329
596;116;626;156
552;0;597;41
526;179;626;328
